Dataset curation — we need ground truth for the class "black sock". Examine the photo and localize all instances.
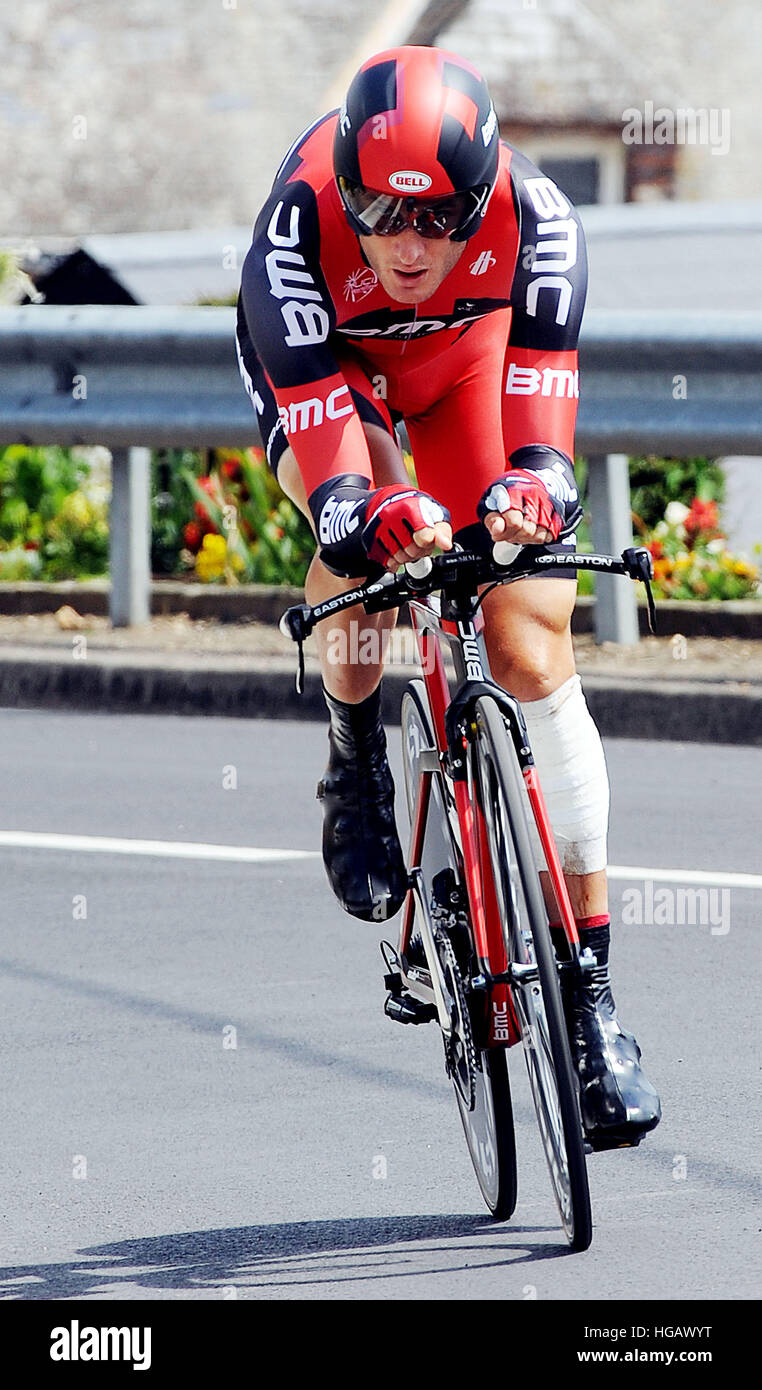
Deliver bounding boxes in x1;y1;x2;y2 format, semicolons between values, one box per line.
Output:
323;684;386;761
550;916;611;968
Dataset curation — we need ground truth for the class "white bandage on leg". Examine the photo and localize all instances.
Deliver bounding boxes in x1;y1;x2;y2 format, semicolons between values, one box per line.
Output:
519;673;609;875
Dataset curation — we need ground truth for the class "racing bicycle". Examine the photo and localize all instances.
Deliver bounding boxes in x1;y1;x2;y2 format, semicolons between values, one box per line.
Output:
281;540;655;1252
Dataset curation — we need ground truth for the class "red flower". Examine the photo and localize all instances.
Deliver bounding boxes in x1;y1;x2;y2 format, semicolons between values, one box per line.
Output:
647;539;664;560
183;521;203;550
685;498;719;537
221;458;242;482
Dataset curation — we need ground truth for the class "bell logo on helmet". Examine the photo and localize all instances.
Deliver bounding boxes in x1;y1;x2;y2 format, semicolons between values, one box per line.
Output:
388;170;432;193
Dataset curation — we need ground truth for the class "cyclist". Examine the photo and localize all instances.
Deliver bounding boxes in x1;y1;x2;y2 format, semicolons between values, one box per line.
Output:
236;46;660;1150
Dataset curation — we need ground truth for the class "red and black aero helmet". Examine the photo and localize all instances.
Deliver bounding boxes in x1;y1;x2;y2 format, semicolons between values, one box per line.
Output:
334;46;499;241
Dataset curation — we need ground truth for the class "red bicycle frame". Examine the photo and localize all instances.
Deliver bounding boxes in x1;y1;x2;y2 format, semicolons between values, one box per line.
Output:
399;594;581;1050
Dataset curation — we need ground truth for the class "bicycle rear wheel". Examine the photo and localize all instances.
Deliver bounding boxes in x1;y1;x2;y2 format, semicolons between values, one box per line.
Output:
473;696;592;1251
401;680;518;1220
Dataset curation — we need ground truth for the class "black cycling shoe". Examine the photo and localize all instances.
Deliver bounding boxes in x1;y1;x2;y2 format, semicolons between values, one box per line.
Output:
317;687;408;923
555;925;662;1151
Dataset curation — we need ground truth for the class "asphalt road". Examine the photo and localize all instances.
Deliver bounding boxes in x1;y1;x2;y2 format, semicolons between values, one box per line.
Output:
0;710;759;1303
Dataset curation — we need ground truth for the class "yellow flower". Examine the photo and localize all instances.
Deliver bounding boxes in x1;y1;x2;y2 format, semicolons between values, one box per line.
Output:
59;491;92;529
201;533;226;558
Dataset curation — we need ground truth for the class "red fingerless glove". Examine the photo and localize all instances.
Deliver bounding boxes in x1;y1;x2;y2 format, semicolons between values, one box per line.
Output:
362;486;450;565
477;469;564;539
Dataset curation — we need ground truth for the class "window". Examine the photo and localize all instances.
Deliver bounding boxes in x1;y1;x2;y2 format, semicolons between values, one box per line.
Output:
537;157;600;206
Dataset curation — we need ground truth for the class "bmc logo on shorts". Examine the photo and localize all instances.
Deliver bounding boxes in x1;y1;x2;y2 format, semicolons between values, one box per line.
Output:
505;362;579;398
278;384;353;434
388;170;432;192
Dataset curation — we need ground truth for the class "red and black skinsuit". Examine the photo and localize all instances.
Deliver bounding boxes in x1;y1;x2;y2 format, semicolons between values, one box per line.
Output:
236;111;587;575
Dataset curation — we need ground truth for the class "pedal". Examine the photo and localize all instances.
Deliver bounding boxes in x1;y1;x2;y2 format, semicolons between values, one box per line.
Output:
384;993;438;1026
586;1129;646;1153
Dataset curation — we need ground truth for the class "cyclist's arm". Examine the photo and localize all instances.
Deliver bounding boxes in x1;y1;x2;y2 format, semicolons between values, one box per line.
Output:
239;179;376;570
499;147;588;522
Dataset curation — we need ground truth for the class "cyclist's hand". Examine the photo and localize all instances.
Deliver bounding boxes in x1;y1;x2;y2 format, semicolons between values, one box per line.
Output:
478;470;564;546
362;485;453;570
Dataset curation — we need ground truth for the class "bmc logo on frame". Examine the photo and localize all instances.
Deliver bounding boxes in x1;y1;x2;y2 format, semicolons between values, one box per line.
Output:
505;361;579;398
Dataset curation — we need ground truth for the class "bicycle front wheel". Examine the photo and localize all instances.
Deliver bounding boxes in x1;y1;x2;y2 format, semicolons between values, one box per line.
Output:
473;696;592;1251
401;680;517;1221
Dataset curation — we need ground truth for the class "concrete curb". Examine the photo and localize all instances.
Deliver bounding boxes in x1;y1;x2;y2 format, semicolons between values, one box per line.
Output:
0;648;759;745
1;580;761;638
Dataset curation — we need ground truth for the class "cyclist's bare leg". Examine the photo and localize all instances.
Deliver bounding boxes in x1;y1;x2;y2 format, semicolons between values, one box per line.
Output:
277;425;410;703
480;577;608;920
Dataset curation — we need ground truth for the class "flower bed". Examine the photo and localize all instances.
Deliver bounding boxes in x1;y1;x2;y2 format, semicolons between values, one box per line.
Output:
643;498;759;600
1;446;758;599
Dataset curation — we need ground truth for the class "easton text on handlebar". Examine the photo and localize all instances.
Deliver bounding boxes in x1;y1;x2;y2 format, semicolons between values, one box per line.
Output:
279;545;657;693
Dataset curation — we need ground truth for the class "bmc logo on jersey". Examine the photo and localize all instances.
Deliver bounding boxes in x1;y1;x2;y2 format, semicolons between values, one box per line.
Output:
505;362;579;398
265;200;330;348
469;250;496;276
388;170;432;192
523;176;578;328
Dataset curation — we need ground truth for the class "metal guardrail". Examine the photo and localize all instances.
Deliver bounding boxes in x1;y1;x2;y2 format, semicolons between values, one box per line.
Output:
1;306;760;639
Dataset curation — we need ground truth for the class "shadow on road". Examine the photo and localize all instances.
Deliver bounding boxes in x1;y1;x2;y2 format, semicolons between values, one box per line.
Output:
0;1214;572;1299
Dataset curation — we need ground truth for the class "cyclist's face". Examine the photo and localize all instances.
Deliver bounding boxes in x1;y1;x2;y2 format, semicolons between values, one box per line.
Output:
360;227;466;304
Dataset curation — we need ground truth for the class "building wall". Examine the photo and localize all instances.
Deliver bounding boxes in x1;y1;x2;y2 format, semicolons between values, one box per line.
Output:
0;0;375;236
441;0;761;203
2;1;759;239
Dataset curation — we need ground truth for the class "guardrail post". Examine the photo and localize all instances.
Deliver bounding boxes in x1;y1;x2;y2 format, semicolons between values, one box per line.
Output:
587;453;639;645
110;446;151;626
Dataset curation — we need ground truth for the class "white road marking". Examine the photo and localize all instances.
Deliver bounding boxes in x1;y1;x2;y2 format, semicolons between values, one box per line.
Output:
607;864;761;890
0;830;320;863
0;832;758;887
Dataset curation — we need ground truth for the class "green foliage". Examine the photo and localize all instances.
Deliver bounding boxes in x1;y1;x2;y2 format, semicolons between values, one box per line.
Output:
236;452;315;584
148;446;315;585
150;449;208;576
628;455;724;532
572;454;731;596
0;445;109;579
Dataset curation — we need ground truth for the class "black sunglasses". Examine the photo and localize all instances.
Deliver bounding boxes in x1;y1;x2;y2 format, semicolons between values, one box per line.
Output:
339;179;483;239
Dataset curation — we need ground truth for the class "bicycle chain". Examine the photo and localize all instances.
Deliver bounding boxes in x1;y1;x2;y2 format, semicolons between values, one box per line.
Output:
435;926;478;1112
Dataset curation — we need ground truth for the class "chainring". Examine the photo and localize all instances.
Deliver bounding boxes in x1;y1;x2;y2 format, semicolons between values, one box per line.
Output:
435;926;478;1111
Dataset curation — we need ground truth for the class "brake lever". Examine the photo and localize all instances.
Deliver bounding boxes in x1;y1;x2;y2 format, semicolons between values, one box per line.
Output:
622;546;658;634
279;603;311;694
